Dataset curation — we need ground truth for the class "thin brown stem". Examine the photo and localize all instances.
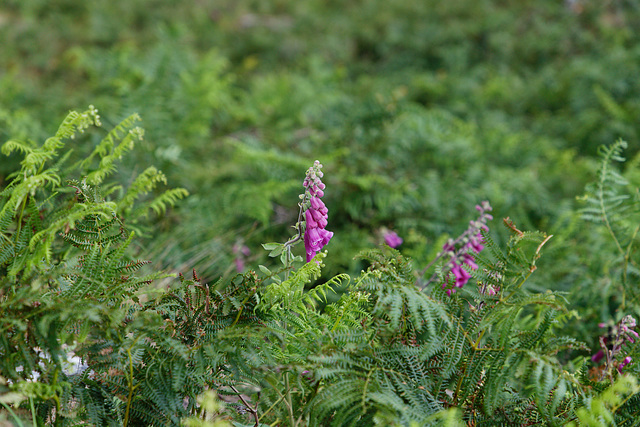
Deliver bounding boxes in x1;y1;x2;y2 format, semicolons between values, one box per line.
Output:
230;385;259;427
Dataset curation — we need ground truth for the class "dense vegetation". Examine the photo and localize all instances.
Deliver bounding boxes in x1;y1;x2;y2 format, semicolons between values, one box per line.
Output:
1;0;640;425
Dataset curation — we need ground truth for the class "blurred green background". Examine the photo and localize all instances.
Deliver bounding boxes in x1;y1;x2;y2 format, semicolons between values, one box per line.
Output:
1;0;639;316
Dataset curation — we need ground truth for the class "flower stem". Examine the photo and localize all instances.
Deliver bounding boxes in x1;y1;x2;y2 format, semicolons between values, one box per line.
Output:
284;196;308;248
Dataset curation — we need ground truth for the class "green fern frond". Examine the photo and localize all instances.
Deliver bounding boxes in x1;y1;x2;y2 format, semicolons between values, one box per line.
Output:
3;108;99;178
567;375;639;427
580;140;636;251
29;202;117;254
116;259;152;273
258;252;325;313
615;391;640;425
144;188;190;217
85;128;144;185
479;229;508;265
117;166;167;211
78;113;141;169
307;273;349;304
1;138;33;157
326;290;371;332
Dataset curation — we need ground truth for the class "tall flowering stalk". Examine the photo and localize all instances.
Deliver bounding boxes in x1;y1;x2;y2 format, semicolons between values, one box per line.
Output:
302;161;333;262
275;161;333;271
592;315;638;380
419;201;493;295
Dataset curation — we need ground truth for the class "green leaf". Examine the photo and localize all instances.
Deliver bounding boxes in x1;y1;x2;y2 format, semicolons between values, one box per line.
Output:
262;242;284;257
258;265;271;275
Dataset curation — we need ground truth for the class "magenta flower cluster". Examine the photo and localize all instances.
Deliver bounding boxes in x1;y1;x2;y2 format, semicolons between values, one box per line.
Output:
232;242;251;272
592;315;638;374
441;201;493;296
303;161;333;262
619;356;633;372
384;230;403;248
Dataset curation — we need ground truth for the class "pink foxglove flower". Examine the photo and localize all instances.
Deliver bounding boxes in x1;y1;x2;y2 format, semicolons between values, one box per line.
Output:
383;230;403;248
233;243;251;272
303;161;333;262
441;201;493;296
618;356;632;373
591;350;605;363
592;315;638;379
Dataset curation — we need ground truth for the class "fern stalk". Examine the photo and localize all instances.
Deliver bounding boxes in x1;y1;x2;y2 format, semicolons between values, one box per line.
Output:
230;293;253;327
598;151;625;256
258;390;289;423
362;369;374;415
29;397;36;427
123;335;142;427
502;234;553;302
284;372;296;427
